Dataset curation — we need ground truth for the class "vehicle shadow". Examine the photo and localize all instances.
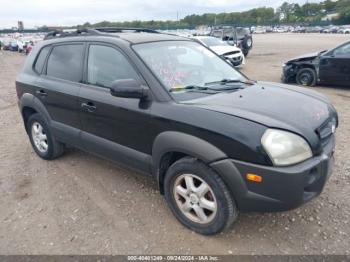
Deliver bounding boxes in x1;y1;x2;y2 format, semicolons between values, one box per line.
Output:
60;147;317;237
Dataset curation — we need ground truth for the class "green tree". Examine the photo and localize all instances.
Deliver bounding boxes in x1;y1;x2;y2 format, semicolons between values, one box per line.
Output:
338;6;350;23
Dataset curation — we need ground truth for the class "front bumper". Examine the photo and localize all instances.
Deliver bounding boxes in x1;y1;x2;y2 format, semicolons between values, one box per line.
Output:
211;135;335;212
224;54;245;67
281;64;296;83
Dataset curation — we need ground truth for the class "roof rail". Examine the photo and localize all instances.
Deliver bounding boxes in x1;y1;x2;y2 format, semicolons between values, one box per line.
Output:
43;27;160;40
43;28;101;40
94;27;160;34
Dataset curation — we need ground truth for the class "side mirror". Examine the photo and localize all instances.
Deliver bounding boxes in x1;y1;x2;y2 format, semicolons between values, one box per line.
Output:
110;79;149;99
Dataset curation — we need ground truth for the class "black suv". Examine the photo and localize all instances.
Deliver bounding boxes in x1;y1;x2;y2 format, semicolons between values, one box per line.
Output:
210;26;253;57
16;28;337;235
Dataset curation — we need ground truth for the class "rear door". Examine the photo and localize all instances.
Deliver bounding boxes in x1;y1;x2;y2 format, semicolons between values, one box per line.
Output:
319;42;350;86
36;42;85;145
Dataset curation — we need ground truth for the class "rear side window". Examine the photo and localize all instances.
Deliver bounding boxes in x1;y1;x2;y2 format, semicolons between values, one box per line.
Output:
34;46;50;74
46;44;84;82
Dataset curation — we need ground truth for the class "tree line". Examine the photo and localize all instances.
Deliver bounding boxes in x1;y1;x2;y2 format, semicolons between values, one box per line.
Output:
85;0;350;28
37;0;350;32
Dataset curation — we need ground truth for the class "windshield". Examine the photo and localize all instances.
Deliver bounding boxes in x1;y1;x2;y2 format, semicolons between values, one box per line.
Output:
133;41;246;99
200;37;228;47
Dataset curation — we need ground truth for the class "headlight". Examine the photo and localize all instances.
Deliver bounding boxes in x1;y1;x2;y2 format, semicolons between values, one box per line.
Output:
261;129;312;166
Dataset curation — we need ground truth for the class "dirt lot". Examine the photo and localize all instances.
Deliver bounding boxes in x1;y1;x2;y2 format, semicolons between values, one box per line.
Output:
0;33;350;255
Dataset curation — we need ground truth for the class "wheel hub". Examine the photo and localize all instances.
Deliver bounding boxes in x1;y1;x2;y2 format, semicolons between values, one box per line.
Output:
189;193;199;205
301;74;310;83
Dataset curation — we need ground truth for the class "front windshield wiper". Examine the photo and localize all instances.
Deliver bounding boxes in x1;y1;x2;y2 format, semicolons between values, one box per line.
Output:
205;79;256;86
169;85;219;94
169;84;245;93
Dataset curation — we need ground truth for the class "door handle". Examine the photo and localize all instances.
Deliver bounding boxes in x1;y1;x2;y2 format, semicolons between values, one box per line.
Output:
81;102;96;112
35;90;47;97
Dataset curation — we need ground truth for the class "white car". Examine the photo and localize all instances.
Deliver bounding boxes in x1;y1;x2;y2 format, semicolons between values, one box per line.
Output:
340;28;350;34
254;27;266;34
274;27;288;33
192;36;245;67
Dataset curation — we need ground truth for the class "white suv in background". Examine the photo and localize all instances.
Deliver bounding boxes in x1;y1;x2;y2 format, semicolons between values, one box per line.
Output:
340;28;350;34
192;36;245;67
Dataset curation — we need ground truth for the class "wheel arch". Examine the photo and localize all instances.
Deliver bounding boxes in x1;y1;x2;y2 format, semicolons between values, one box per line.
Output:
19;93;52;133
152;131;228;194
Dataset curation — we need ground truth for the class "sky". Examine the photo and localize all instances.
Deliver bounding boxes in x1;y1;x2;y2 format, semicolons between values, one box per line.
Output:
0;0;323;29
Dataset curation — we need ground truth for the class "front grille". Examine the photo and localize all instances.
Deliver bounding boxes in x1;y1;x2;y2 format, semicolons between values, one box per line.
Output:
230;56;242;62
223;51;240;56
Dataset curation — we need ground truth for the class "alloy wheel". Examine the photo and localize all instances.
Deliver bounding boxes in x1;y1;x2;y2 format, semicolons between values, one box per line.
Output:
31;122;48;153
173;174;217;224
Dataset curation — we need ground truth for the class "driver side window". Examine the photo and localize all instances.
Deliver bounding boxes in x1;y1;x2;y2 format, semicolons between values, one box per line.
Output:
333;43;350;57
87;45;139;88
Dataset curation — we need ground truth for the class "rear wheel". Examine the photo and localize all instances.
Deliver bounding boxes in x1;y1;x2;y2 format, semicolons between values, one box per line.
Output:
27;113;64;160
242;49;250;57
164;157;238;235
242;37;253;57
296;68;317;86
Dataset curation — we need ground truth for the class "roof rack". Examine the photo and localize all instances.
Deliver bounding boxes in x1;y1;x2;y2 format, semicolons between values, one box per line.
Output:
43;27;160;40
43;28;101;40
94;27;160;34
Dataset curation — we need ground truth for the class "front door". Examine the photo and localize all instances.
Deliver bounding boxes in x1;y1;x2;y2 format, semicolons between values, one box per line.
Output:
319;42;350;86
78;43;153;173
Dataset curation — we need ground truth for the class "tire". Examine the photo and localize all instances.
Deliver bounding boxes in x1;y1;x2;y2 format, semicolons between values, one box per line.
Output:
242;36;253;49
242;48;250;57
296;68;317;87
27;113;64;160
164;157;238;235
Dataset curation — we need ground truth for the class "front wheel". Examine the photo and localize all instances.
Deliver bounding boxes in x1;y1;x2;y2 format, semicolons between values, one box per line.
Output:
296;68;317;86
164;157;238;235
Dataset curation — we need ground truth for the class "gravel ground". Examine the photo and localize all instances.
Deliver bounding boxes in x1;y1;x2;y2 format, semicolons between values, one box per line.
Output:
0;33;349;255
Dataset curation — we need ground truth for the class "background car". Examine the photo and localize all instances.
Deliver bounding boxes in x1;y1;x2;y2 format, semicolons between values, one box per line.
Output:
282;41;350;86
17;40;25;53
254;26;266;34
10;41;19;51
1;39;11;50
210;26;253;57
192;36;245;67
339;28;350;34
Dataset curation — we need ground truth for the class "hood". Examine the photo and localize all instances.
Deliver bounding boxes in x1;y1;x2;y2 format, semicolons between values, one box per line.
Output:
288;52;320;63
210;45;241;56
182;82;336;149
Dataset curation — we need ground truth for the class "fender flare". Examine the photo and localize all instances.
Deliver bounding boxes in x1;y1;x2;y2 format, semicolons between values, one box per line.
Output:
19;93;52;131
152;131;228;185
